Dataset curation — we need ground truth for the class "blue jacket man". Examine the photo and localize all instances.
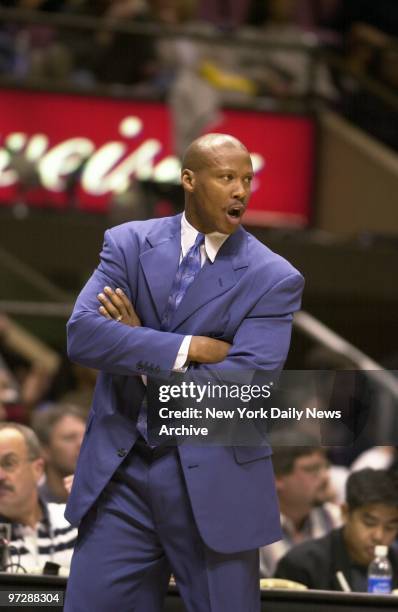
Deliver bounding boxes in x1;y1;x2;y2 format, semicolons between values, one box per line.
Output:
64;133;304;612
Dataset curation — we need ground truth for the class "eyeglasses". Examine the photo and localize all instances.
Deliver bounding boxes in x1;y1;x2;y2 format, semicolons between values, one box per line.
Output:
297;461;330;476
0;455;34;474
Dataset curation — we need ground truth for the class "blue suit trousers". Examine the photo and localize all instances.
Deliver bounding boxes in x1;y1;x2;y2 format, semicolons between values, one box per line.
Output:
64;445;260;612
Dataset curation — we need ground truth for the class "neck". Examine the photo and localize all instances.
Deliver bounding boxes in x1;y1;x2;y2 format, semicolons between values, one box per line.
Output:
45;467;68;503
342;526;367;567
279;499;312;532
15;495;43;529
184;209;206;234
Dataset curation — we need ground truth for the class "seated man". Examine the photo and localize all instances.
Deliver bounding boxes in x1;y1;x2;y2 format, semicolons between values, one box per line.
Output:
260;431;341;577
275;468;398;591
32;404;86;504
0;422;77;574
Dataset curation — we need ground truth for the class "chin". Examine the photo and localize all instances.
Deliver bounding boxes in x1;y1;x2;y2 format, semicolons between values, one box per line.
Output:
222;223;240;235
361;552;373;567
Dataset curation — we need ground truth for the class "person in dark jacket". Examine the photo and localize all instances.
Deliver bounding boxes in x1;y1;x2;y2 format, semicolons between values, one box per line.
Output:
275;468;398;591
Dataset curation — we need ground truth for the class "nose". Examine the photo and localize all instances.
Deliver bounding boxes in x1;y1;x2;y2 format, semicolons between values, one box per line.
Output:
371;525;385;544
231;179;248;200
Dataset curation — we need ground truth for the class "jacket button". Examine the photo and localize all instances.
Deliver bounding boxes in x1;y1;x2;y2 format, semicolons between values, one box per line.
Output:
117;448;128;458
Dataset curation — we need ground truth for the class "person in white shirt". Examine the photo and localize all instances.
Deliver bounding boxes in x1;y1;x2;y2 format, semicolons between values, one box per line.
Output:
0;423;76;574
260;430;342;577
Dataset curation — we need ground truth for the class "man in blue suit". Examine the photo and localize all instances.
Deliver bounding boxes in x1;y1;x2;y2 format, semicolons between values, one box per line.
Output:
64;133;304;611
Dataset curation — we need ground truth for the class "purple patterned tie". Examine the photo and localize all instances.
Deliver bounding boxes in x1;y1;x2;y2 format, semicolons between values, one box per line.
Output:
160;232;205;331
136;232;205;444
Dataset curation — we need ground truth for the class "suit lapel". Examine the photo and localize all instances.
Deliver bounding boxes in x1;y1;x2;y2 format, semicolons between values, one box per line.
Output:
139;215;182;322
140;219;249;329
170;227;249;331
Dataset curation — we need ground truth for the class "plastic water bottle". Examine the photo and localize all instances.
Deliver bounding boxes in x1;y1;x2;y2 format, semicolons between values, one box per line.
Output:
367;545;392;594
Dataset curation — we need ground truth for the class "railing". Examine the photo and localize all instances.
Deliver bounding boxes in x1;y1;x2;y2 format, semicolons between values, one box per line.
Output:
0;6;323;112
0;7;396;122
1;299;397;399
0;8;397;405
295;311;398;400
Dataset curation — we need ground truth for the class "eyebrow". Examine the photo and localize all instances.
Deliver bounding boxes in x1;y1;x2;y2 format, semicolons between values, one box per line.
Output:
216;168;254;175
362;512;378;520
0;452;19;461
362;512;398;524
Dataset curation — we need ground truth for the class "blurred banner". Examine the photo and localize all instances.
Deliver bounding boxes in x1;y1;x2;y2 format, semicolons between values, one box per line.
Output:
0;88;315;226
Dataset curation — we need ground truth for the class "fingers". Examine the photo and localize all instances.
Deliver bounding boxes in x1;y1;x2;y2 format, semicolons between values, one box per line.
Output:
97;286;141;326
98;306;112;320
97;292;120;320
115;287;136;318
97;286;126;320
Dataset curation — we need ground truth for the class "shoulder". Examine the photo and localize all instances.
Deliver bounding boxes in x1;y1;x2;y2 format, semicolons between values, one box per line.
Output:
351;447;393;472
322;502;343;527
99;215;181;259
243;229;304;286
276;530;338;588
281;529;334;566
390;547;398;584
46;503;75;531
107;214;180;244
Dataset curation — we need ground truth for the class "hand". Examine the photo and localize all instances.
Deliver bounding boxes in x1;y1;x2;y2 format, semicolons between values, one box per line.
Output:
97;287;141;327
63;474;74;495
188;336;231;364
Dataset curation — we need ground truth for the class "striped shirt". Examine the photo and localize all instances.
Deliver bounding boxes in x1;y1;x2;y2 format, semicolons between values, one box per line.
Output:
259;502;342;577
2;501;77;574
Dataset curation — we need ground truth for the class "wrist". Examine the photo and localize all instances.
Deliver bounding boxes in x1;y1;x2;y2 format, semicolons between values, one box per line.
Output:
188;336;201;362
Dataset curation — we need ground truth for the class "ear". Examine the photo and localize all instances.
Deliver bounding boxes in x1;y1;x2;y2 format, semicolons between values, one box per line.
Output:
181;169;195;192
41;446;50;463
341;503;349;522
32;457;45;483
275;476;284;493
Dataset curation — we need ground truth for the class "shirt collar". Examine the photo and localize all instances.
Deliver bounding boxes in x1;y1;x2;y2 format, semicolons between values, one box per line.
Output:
0;499;49;538
280;512;312;540
181;213;229;263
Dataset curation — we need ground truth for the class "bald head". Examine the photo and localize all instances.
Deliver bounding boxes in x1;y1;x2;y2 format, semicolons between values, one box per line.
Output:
181;133;253;235
182;133;249;173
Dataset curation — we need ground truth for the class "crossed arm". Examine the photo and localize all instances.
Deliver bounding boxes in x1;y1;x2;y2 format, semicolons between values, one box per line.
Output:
97;286;231;365
68;229;303;375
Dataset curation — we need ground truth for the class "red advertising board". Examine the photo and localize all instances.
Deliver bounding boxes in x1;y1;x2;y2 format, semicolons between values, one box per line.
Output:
0;88;315;226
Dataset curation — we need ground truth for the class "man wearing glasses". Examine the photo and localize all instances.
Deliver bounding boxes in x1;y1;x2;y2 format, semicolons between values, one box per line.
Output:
259;430;342;577
0;423;77;573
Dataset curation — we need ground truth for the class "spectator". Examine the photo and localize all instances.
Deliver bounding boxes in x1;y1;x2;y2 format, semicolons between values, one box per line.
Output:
0;356;18;422
70;0;158;89
32;404;86;504
275;469;398;590
241;0;338;98
0;423;77;573
332;0;398;39
198;0;251;28
58;363;97;414
259;430;341;577
0;315;60;423
351;446;397;473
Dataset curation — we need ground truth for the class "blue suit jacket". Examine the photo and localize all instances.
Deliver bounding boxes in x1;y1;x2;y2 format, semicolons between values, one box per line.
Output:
65;214;304;554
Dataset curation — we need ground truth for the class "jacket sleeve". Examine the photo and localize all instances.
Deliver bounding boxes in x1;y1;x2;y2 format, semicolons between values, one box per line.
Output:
274;551;313;587
192;270;304;374
67;228;185;376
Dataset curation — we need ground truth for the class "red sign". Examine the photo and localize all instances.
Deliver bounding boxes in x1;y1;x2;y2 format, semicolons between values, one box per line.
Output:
0;88;315;226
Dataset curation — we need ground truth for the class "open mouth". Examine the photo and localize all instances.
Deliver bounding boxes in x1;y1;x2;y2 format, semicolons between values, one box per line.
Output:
226;205;244;221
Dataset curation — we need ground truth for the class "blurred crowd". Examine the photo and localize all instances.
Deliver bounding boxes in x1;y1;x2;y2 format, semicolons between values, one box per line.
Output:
0;0;398;588
0;1;397;150
1;308;398;588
